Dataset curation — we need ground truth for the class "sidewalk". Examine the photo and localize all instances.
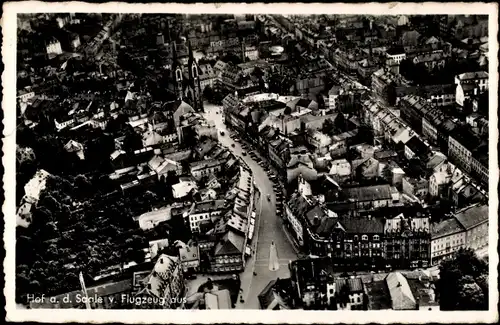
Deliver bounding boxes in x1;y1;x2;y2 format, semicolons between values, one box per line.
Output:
235;182;264;309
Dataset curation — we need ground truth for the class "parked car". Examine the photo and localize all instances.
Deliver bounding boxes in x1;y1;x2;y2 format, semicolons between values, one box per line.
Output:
242;152;247;156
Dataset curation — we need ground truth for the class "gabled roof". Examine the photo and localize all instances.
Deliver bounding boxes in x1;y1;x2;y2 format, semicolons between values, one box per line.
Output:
205;289;232;309
344;184;392;202
454;204;488;230
335;277;364;294
431;217;464;239
339;216;385;234
457;71;488;81
214;230;245;256
64;139;83;152
386;272;416;310
287;192;313;217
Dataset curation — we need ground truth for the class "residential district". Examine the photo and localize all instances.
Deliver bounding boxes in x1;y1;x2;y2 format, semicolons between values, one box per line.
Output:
16;13;490;311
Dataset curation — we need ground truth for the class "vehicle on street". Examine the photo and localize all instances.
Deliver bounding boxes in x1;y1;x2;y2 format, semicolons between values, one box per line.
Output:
267;194;271;201
242;152;247;156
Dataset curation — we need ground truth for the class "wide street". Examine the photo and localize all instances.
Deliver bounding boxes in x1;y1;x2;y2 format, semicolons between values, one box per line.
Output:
202;102;298;309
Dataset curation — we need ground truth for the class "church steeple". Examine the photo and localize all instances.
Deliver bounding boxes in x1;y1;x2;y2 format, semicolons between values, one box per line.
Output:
186;40;202;112
171;41;178;69
188;40;195;67
166;18;171;43
171;41;183;101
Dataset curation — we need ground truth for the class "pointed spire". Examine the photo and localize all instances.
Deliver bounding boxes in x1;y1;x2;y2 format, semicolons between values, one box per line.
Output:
188;40;194;60
172;41;178;66
166;18;171;43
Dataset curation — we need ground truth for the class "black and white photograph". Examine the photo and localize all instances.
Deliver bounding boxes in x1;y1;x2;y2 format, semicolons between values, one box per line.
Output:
2;2;498;323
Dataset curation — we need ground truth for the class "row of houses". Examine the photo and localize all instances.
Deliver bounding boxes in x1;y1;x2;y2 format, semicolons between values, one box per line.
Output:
285;177;488;271
399;94;488;187
280;257;439;310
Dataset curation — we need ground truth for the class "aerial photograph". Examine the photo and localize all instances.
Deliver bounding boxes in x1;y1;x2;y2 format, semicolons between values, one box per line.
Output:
14;12;490;311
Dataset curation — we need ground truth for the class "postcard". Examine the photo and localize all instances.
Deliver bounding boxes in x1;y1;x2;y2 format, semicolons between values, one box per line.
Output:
2;1;498;323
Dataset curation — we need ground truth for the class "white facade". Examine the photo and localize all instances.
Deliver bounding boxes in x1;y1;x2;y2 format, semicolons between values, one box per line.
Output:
429;171;449;197
329;159;351;177
285;205;304;246
17;91;35;102
431;231;466;264
245;48;259;61
404;145;416;160
46;40;63;55
72;36;81;50
386;52;406;64
172;181;197;198
328;94;340;110
189;208;224;233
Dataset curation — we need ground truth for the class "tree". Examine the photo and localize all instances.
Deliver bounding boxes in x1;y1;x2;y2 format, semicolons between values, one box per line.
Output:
203;85;214;102
123;131;143;152
438;248;488;310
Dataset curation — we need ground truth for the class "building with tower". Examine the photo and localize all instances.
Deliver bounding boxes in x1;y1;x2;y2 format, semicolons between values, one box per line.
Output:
166;41;203;112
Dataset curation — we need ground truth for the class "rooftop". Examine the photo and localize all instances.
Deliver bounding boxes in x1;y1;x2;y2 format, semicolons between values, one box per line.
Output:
339;216;385;234
344;184;392;202
431;217;464;239
454;204;488;230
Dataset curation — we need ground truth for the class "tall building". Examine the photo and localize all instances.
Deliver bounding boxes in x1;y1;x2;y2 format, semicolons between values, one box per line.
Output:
384;214;431;269
167;41;203;112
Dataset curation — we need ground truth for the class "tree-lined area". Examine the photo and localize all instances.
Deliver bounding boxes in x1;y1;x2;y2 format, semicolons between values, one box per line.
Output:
437;248;488;310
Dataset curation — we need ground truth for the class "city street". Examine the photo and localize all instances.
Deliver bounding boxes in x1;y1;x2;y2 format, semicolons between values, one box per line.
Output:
203;102;298;309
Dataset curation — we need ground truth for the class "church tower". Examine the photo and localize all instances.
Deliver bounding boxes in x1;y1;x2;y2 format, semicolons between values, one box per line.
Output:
187;41;202;111
171;42;184;100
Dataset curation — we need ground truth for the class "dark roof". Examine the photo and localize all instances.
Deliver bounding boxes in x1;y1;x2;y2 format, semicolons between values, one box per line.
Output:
214;230;245;255
344;184;392;202
305;205;326;227
386;46;405;55
454;204;488;230
405;136;430;157
449;126;483;152
291;257;333;289
296;98;312;108
335;277;364;294
440;119;457;133
258;279;277;309
431;217;464;239
287;192;313;218
315;217;338;236
339;216;385;234
374;150;398;160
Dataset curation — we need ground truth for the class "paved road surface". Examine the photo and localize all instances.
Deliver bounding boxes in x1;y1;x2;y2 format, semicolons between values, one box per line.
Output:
203;102;298;309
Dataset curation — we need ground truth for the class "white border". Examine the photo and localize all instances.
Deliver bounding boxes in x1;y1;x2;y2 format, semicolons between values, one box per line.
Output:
2;2;499;323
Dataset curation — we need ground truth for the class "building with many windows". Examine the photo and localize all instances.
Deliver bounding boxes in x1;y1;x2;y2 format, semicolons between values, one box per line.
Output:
187;200;227;233
431;204;488;265
383;214;431;269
